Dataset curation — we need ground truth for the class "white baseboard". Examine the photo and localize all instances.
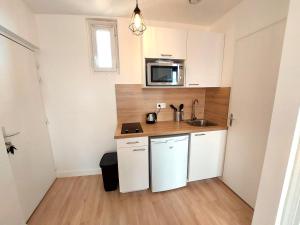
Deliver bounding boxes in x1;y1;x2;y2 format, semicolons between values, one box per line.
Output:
56;168;101;178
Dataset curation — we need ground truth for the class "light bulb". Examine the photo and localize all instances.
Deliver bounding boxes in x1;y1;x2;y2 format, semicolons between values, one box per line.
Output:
134;14;142;30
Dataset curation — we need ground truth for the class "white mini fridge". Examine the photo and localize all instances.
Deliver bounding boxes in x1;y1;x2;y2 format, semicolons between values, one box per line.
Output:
150;134;189;192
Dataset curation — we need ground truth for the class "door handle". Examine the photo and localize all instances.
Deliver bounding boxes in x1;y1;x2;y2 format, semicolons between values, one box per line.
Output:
2;127;21;139
5;141;17;155
4;132;20;138
229;113;235;126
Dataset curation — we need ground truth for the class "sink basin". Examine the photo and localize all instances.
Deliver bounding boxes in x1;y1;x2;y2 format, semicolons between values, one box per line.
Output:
186;119;217;127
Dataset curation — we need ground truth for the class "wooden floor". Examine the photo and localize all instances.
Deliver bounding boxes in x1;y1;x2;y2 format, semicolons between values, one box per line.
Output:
28;176;253;225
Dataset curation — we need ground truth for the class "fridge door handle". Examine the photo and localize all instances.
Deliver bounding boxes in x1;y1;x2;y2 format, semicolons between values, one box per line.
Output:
174;137;189;142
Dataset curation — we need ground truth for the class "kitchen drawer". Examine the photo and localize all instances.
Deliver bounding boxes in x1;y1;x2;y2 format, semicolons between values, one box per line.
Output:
117;137;148;149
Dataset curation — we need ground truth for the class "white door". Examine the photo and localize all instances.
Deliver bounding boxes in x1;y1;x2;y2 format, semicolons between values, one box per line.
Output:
186;31;224;87
0;35;56;220
223;21;286;207
188;131;227;182
151;135;189;192
0;131;25;225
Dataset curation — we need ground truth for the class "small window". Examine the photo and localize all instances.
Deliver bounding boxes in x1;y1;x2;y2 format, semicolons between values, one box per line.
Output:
89;19;119;72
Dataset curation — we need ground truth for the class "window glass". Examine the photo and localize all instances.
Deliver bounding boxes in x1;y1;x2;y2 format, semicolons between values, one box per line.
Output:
95;29;113;68
89;19;119;72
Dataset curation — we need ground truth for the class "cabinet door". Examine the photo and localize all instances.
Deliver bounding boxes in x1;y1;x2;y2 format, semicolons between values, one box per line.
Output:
186;31;224;87
143;27;187;59
117;144;149;193
142;26;157;59
188;130;227;182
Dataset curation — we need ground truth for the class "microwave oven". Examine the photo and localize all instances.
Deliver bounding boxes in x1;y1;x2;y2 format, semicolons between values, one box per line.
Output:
146;59;185;86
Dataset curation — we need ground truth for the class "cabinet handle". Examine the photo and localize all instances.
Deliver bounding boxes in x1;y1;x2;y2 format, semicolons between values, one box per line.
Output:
189;84;200;86
161;54;172;57
195;134;206;136
126;141;139;144
133;148;146;152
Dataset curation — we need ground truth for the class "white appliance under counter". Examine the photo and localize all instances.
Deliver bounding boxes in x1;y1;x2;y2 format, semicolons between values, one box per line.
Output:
150;134;189;192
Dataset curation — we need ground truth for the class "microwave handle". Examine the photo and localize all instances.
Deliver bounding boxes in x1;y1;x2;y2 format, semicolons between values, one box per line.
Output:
154;59;174;64
179;65;185;82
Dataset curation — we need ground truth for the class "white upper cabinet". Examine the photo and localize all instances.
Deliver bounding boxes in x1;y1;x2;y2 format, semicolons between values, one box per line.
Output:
186;31;224;87
142;26;187;59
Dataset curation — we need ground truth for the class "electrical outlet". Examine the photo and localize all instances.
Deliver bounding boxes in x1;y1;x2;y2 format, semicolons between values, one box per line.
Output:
157;103;166;109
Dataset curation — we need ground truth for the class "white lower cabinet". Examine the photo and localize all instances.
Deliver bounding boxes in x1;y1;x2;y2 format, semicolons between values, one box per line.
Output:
188;130;227;182
117;137;149;193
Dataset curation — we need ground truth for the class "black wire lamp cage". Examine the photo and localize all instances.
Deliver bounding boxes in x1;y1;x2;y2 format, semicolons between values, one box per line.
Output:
129;0;146;36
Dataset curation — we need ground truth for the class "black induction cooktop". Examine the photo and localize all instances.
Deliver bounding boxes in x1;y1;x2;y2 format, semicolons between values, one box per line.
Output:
121;122;143;134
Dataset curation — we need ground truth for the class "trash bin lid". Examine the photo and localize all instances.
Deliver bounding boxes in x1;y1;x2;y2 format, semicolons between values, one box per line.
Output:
100;152;117;168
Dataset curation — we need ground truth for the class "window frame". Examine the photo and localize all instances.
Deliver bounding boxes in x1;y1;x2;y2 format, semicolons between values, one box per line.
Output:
88;19;120;73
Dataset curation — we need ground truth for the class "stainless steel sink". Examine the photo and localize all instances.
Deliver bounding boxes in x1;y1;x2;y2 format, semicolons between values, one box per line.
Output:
186;119;217;127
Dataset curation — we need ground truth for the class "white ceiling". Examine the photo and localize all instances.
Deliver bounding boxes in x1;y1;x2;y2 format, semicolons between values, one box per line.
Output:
24;0;242;25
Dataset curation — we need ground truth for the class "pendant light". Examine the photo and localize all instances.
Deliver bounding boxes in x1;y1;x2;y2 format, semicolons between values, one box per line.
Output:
129;0;146;36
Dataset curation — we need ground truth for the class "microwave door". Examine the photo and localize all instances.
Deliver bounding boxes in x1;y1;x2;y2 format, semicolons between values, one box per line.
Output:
147;64;179;86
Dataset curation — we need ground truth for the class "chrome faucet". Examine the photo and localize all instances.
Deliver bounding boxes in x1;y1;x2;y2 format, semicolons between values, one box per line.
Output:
191;99;199;121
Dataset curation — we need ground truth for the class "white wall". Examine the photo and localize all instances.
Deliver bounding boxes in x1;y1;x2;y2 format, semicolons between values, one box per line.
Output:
210;0;289;86
36;15;117;177
0;0;38;45
252;0;300;223
35;14;207;177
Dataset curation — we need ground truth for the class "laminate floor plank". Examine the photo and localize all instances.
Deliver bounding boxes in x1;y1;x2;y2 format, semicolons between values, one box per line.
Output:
28;176;253;225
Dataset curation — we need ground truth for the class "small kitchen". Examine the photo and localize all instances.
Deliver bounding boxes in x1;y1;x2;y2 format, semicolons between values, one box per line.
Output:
110;25;230;193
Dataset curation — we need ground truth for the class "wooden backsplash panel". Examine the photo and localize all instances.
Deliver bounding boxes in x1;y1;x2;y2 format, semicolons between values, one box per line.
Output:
204;87;231;126
116;84;206;123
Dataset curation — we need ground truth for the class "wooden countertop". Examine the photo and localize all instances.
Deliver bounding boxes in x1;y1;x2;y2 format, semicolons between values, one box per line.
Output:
114;121;227;139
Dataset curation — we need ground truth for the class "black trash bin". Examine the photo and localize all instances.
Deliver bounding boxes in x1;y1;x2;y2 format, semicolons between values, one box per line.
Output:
99;152;119;191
